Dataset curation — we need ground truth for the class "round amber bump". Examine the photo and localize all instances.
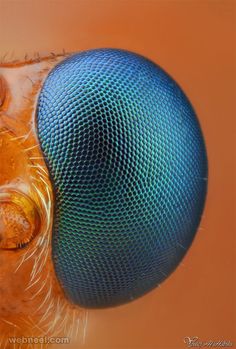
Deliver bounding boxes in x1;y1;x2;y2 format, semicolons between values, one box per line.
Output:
0;191;41;249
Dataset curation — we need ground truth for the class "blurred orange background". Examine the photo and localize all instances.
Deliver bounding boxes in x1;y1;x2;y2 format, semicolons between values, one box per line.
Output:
0;1;235;348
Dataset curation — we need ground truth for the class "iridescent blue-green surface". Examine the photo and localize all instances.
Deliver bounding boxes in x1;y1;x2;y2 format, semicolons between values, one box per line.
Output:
37;49;207;308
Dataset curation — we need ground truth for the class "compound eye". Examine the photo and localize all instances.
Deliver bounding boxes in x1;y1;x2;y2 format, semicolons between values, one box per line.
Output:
37;49;207;308
0;191;41;250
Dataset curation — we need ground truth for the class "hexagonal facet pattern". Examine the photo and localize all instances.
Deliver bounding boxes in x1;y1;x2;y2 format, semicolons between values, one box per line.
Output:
37;49;207;308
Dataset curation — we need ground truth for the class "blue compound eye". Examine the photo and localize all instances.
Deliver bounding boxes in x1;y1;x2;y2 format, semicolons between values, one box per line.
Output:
36;49;207;308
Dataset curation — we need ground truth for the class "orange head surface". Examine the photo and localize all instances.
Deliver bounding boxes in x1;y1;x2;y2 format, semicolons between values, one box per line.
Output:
0;55;85;348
